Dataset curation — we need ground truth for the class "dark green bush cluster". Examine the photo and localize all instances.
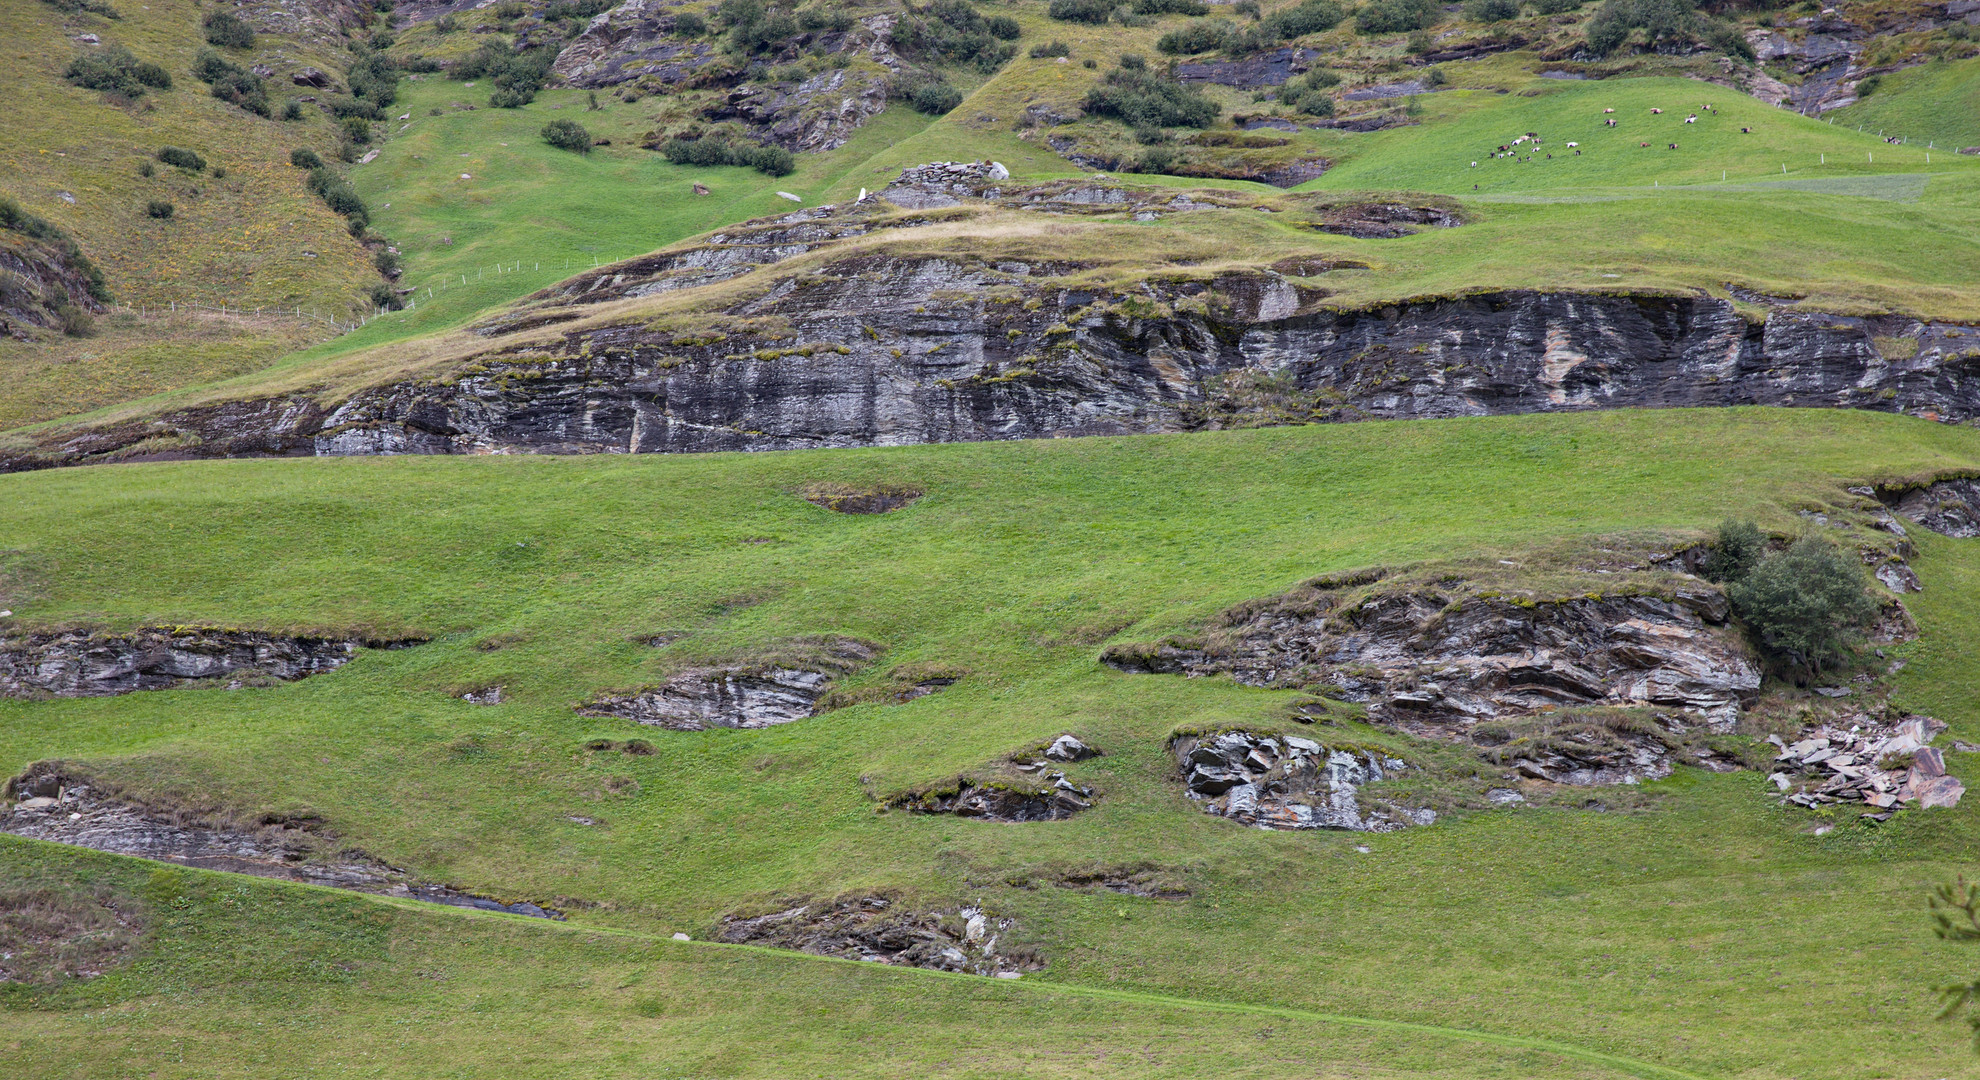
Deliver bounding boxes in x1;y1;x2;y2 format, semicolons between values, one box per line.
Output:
1584;0;1751;57
452;40;556;107
290;147;325;169
1048;0;1115;24
718;0;799;53
673;10;708;34
1464;0;1521;20
145;200;174;219
192;47;270;115
156;145;205;171
347;45;401;108
1706;520;1880;673
541;118;594;152
895;0;1020;73
1281;66;1338;113
1355;0;1438;34
1155;0;1343;53
798;4;859;32
369;283;403;311
329;95;384;120
660;135;797;176
64;45;172;98
0;197;111;304
202;10;254;48
304;165;369;224
542;0;615;21
1029;38;1071;57
1132;0;1209;13
1529;0;1583;10
1084;61;1219;128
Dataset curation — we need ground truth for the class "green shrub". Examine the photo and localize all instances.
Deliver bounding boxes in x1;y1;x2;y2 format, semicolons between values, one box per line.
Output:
743;144;795;176
1728;535;1880;672
1529;0;1583;11
1702;519;1766;583
290;147;324;169
1296;89;1335;115
895;0;1019;71
192;47;269;115
1465;0;1521;19
328;96;385;120
202;10;255;48
1583;0;1728;56
1030;38;1072;57
1084;63;1219;128
307;167;368;218
1050;0;1116;24
373;247;401;276
1855;73;1882;97
1157;19;1234;53
57;302;96;338
280;98;303;120
157;145;205;171
1234;0;1261;15
909;78;964;114
1268;0;1345;35
453;40;556;106
369;283;404;311
138;160;154;177
211;165;227;179
1423;64;1446;85
541;118;594;152
144;200;174;219
1133;0;1209;13
340;116;373;144
1138;145;1180;172
42;0;121;16
1356;0;1439;33
674;10;707;34
660;136;796;176
348;49;401;106
64;45;170;97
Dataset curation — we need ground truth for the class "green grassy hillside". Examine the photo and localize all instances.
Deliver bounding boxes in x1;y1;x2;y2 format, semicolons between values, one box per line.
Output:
4;408;1980;1077
1829;55;1980;151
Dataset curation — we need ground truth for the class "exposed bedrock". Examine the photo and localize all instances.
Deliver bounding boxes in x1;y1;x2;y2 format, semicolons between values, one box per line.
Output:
578;637;882;730
717;895;1042;977
1175;730;1434;832
1875;476;1980;539
10;257;1980;471
0;628;422;698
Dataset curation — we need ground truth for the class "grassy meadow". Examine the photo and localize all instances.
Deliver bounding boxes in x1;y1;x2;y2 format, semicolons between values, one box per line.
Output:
3;408;1980;1077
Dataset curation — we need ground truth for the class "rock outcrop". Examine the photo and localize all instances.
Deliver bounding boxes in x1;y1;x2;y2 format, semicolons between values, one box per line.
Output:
0;218;108;341
717;895;1042;976
0;628;421;698
1104;577;1761;734
701;68;893;152
551;0;729;88
2;764;564;916
11;178;1980;472
579;637;879;730
1174;730;1434;831
1766;714;1963;813
1878;476;1980;538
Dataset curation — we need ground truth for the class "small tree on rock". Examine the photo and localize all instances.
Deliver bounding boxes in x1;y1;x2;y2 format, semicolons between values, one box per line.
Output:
1702;519;1765;583
1727;535;1880;673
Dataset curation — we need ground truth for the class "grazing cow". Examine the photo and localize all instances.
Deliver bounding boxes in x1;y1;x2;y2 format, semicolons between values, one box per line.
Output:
1651;108;1663;114
1740;126;1751;133
1685;115;1697;123
1604;107;1615;113
1605;118;1617;126
1668;142;1678;149
1566;141;1578;147
1641;141;1650;147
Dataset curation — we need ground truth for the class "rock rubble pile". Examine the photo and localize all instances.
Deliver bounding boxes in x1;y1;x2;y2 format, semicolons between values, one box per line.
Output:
1767;714;1965;814
717;896;1041;976
1174;731;1434;831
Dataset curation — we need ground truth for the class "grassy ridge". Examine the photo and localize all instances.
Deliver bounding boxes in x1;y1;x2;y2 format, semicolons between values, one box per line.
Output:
3;408;1980;1077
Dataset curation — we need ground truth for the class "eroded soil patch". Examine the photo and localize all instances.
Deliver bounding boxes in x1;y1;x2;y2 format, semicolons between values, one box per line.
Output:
0;885;140;984
717;895;1041;977
801;483;924;515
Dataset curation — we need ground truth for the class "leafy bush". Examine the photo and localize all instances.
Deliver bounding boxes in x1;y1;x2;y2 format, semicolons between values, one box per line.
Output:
909;78;964;114
1157;19;1235;53
1133;0;1209;12
64;45;170;97
1355;0;1439;33
202;10;254;48
157;145;205;171
660;136;795;175
1050;0;1116;24
57;302;96;338
674;10;707;34
144;200;174;219
1268;0;1345;35
453;40;556;107
1465;0;1521;19
1529;0;1583;11
42;0;121;16
280;98;303;120
1702;519;1767;583
290;147;324;169
1583;0;1725;55
340;116;373;144
1120;52;1147;69
1138;145;1179;172
1727;536;1880;672
895;0;1020;71
1084;63;1219;128
347;49;400;107
1030;38;1071;57
1294;88;1335;114
137;160;154;177
541;118;594;152
306;166;368;218
369;283;404;311
192;47;269;115
328;96;385;120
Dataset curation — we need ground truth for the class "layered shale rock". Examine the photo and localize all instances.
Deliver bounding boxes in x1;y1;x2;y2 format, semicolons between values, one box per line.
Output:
0;628;421;698
11;175;1980;472
579;636;880;730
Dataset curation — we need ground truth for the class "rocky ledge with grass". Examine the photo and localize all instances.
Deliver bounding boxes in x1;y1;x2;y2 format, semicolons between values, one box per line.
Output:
1175;730;1436;832
578;636;883;730
0;627;424;698
716;895;1043;977
11;174;1980;472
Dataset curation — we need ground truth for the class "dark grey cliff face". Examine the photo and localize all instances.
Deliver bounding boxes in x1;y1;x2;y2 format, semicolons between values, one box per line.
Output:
7;195;1977;471
0;628;418;698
